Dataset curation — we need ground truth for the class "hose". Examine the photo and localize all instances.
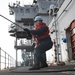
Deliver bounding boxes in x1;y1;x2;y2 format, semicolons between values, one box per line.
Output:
0;14;24;30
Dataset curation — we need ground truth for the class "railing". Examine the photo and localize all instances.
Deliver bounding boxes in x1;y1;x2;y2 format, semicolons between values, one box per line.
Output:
0;47;16;70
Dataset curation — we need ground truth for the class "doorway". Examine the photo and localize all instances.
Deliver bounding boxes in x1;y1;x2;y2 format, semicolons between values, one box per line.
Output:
66;27;72;61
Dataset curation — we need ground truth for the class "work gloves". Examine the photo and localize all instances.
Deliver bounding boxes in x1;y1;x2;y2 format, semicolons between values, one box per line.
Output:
24;28;32;39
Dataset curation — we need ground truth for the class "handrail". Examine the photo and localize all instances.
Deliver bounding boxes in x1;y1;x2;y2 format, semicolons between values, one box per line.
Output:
0;47;16;70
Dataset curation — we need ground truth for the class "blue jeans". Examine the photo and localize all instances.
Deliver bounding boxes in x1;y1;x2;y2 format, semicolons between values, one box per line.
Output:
34;37;53;65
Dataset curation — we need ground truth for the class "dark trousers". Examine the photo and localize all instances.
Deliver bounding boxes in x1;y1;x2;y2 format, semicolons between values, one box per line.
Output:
34;37;53;66
34;51;46;65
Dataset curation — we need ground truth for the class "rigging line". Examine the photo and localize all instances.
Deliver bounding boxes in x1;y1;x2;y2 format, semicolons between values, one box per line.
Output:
0;14;24;30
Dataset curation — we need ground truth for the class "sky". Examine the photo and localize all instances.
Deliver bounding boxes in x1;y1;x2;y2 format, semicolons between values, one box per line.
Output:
0;0;33;61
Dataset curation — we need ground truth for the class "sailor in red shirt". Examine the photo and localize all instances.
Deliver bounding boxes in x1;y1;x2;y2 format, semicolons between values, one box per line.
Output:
24;16;53;70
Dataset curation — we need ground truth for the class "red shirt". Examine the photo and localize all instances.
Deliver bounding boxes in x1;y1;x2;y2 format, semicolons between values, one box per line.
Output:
32;22;50;44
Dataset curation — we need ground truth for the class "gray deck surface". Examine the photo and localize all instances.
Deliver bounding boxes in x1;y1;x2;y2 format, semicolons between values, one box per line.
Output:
10;65;75;73
0;65;75;75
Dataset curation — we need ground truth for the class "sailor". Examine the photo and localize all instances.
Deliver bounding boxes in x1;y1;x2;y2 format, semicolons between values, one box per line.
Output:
24;16;53;70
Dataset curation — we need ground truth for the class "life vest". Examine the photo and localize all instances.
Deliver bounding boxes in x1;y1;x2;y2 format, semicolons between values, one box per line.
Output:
33;22;50;42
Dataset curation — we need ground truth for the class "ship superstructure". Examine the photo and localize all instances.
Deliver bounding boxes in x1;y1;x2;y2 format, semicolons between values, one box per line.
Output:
49;0;75;64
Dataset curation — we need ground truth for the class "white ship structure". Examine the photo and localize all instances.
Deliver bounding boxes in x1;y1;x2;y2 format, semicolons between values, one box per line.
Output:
8;0;75;66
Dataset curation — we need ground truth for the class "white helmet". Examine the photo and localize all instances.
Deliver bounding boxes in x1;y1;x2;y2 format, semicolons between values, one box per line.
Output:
34;16;43;22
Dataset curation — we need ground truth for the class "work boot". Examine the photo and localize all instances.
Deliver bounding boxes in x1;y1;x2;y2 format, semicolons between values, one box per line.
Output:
29;64;40;70
39;58;48;68
40;63;48;68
